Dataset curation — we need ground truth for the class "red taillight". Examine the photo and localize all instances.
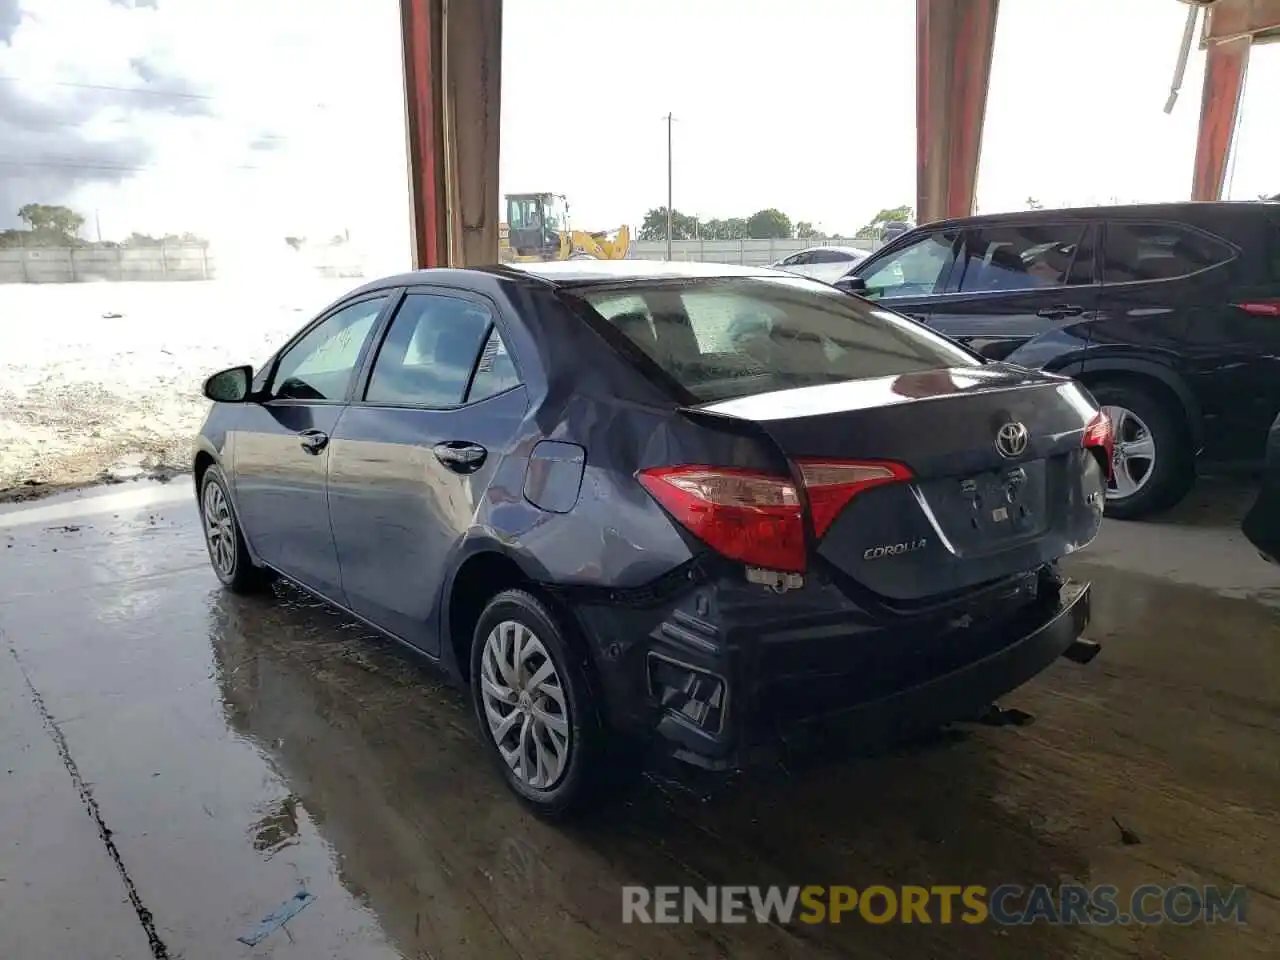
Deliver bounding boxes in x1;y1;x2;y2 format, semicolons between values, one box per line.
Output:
1083;410;1113;478
1233;299;1280;317
637;466;806;572
637;459;913;573
796;459;914;537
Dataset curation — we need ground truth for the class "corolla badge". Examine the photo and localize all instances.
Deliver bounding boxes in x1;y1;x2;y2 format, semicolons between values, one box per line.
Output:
863;538;927;560
995;421;1030;459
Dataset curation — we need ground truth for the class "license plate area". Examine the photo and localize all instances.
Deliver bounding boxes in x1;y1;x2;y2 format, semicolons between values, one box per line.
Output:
919;460;1049;554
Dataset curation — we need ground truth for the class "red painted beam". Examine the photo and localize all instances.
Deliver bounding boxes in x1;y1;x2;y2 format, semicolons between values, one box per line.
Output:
400;0;445;268
916;0;999;224
1192;37;1250;201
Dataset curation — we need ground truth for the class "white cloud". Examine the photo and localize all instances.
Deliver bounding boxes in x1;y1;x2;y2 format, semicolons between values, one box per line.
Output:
1;0;412;272
1;0;1274;269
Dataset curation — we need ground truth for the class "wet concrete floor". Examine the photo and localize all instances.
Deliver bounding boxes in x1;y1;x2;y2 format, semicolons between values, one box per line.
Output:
1;480;1277;959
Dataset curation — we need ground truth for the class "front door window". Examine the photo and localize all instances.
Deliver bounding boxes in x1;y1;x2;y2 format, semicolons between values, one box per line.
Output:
859;232;958;300
270;297;387;401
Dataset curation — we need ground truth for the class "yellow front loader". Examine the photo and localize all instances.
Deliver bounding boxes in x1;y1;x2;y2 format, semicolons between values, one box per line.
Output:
499;192;630;263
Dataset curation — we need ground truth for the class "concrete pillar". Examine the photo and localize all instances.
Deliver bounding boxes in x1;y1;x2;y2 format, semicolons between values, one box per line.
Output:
400;0;502;269
915;0;999;225
442;0;502;267
1193;0;1280;200
1191;0;1280;201
1192;37;1250;201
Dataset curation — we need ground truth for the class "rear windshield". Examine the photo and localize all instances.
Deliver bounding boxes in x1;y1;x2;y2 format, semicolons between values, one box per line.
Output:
571;276;979;402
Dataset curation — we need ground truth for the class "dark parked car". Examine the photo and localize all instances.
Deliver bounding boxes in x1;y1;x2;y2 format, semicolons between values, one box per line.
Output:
836;202;1280;518
1243;410;1280;563
881;220;915;244
194;261;1107;816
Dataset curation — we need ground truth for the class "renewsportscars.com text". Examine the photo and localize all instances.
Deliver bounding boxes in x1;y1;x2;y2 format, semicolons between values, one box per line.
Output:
621;884;1248;926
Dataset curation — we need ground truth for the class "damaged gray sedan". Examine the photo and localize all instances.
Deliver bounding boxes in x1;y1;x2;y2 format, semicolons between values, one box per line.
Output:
194;260;1108;817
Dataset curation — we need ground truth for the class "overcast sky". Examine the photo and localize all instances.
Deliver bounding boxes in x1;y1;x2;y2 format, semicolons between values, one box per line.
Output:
0;0;1276;269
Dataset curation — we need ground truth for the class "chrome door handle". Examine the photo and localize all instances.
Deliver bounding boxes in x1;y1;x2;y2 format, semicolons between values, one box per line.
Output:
1037;305;1084;320
433;441;487;473
298;429;329;454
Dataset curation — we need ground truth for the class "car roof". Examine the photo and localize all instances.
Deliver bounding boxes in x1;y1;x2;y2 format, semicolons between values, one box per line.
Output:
339;259;788;299
918;200;1278;231
502;259;781;284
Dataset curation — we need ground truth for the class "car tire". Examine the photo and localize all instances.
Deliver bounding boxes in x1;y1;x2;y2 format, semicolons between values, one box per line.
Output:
1089;381;1194;520
198;466;274;594
470;588;609;818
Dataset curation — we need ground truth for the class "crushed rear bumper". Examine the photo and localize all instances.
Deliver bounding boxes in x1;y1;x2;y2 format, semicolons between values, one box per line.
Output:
572;570;1093;771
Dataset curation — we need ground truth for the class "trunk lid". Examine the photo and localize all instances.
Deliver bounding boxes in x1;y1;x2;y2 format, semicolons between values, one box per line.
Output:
689;364;1106;601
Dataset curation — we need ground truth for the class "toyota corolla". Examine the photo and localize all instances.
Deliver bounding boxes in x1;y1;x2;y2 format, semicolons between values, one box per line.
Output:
193;261;1109;817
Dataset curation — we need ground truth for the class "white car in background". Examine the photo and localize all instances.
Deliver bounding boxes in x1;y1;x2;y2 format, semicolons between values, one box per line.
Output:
770;245;872;284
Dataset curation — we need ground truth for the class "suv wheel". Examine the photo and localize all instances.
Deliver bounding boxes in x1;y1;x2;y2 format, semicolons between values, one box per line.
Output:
470;589;607;818
1090;382;1194;519
198;466;274;593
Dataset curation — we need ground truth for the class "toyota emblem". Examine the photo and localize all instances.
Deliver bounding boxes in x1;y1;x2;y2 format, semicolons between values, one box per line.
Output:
995;421;1030;459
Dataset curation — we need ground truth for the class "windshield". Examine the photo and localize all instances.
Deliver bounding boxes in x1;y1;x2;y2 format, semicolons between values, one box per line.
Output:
507;198;536;229
572;277;979;403
507;196;566;233
543;197;566;232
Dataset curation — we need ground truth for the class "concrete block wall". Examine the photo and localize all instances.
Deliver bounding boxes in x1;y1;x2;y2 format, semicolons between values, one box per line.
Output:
0;245;214;283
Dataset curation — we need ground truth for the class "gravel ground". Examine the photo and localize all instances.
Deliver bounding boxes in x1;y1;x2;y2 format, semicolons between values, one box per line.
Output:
0;278;356;499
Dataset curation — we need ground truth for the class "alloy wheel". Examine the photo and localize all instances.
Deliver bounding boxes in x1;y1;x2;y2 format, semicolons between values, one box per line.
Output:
201;481;236;577
1101;404;1157;501
479;620;570;790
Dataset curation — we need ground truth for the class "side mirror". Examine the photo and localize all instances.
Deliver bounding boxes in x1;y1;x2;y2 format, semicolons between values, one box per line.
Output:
203;365;254;403
834;276;867;294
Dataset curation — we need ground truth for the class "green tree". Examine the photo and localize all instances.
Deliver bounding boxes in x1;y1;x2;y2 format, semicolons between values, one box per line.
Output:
795;221;827;240
16;203;85;242
857;204;913;237
639;206;698;242
697;217;749;240
699;218;724;240
746;208;792;240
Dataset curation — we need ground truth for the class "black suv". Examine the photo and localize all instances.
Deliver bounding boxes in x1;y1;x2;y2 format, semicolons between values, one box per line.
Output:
837;202;1280;518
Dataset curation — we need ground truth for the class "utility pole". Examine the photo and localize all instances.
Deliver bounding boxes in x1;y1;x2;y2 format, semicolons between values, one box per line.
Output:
664;112;674;260
95;209;102;244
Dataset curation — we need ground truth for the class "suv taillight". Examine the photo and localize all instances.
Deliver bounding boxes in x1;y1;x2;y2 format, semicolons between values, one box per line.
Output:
1233;299;1280;317
638;459;913;573
1083;410;1114;478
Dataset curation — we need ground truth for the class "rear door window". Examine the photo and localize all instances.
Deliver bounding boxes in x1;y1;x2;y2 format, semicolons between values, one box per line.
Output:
952;223;1091;293
468;327;522;402
808;250;846;264
574;277;979;403
1101;222;1235;283
364;293;491;406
